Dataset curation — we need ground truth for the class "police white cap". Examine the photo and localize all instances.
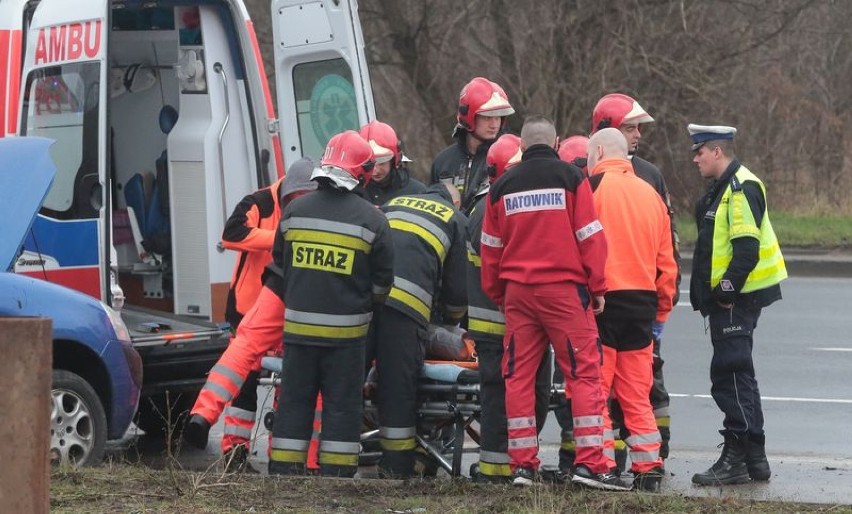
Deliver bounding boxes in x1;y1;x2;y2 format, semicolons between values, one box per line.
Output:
687;124;737;151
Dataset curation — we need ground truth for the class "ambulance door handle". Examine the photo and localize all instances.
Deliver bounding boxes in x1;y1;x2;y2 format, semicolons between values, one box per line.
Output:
213;62;230;229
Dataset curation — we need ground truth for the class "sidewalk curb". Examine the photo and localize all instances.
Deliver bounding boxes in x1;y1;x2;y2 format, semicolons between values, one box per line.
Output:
679;247;852;278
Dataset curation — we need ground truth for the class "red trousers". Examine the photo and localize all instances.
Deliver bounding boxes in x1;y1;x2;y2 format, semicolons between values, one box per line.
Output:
502;281;608;473
600;345;662;472
190;286;320;468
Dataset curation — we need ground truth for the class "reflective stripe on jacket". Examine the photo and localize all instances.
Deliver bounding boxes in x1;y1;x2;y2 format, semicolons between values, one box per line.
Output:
272;187;394;346
709;166;786;293
380;188;468;326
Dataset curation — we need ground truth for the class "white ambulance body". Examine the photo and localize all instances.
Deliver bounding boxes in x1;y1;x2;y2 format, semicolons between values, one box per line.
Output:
1;0;374;429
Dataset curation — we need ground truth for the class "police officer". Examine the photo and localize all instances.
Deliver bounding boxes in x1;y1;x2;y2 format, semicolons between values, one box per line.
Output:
371;182;468;477
360;120;426;206
687;124;787;486
267;130;394;478
430;77;514;212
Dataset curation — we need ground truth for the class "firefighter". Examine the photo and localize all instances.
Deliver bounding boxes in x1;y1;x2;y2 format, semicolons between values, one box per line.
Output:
586;128;677;492
370;182;468;478
360;120;426;206
558;135;590;173
430;77;515;212
591;93;679;465
265;130;395;478
217;157;316;470
480;116;628;490
687;124;786;486
182;158;318;467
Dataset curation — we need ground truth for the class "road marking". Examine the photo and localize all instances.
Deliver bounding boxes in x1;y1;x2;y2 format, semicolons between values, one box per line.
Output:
811;347;852;352
670;393;852;405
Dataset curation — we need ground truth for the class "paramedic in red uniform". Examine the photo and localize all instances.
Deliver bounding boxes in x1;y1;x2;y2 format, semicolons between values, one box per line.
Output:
480;115;628;491
586;128;677;492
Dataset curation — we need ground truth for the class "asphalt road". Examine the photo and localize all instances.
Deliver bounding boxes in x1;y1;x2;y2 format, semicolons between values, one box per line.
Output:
129;274;852;504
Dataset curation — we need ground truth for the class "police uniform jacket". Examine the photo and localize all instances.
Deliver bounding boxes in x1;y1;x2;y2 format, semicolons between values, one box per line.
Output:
430;131;493;213
365;166;426;206
380;185;468;327
465;190;504;343
690;159;785;315
480;144;608;306
268;184;394;346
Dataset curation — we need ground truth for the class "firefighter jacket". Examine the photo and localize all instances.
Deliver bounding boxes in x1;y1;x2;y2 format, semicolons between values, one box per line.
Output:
588;158;677;326
270;185;395;346
690;160;786;315
480;144;608;306
222;178;282;327
465;190;504;342
365;166;427;206
430;131;493;212
379;185;468;326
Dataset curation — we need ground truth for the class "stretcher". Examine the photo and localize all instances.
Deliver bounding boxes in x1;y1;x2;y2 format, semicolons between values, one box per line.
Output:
258;351;567;478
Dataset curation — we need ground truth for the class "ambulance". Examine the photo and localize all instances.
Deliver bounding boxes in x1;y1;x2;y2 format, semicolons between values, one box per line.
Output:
0;0;375;434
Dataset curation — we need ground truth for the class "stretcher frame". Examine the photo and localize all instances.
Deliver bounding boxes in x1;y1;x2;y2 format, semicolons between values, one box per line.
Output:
259;356;567;478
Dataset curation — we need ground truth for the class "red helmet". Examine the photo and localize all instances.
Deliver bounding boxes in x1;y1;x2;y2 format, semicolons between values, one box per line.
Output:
486;134;522;183
319;130;375;189
457;77;515;131
359;120;401;167
558;135;589;165
591;93;654;133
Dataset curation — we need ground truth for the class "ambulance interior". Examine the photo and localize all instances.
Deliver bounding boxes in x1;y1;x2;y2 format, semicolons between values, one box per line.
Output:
107;3;256;320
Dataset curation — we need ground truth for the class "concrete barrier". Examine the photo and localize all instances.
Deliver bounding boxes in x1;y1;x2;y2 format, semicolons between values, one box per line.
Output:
0;318;51;514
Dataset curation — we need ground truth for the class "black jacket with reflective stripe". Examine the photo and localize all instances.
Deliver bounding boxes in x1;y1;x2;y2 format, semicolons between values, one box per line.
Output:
269;186;394;346
465;191;504;343
380;187;468;326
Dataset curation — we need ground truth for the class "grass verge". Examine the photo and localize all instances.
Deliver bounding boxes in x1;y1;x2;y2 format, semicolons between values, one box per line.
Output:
51;464;843;514
675;213;852;248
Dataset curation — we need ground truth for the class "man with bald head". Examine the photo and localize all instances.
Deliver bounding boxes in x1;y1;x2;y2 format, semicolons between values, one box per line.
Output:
481;116;628;490
585;128;677;492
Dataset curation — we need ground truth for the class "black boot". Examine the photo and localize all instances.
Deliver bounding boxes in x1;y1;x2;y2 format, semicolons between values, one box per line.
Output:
182;415;211;450
691;430;750;486
746;433;771;481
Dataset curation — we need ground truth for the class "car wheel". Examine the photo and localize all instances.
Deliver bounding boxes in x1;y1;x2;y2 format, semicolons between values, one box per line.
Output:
135;392;195;438
51;370;107;467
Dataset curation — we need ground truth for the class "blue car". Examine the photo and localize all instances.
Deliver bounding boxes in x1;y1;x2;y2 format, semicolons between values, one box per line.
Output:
0;137;142;466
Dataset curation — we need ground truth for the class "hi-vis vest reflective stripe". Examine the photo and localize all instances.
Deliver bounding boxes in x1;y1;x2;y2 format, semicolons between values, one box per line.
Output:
710;166;787;292
284;308;372;339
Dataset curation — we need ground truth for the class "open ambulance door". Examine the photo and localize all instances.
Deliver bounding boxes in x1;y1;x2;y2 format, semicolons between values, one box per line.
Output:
15;0;110;300
271;0;375;166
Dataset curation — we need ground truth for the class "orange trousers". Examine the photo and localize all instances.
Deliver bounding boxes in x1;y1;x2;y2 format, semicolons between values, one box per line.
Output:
191;286;320;468
600;344;662;473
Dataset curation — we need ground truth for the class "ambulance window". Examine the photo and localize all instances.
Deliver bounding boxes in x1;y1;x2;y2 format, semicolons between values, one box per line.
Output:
20;62;100;218
293;59;358;160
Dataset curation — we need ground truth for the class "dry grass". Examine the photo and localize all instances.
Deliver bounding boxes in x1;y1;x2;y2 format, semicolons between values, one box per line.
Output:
50;464;847;514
